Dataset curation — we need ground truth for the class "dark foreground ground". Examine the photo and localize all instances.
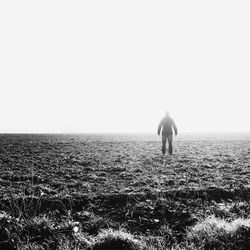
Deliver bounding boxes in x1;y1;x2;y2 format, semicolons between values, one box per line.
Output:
0;134;250;249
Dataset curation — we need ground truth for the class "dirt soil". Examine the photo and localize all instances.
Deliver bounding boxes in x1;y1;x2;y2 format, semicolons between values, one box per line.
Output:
0;134;250;239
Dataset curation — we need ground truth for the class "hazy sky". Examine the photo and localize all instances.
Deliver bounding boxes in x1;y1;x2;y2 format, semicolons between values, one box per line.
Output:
1;1;249;133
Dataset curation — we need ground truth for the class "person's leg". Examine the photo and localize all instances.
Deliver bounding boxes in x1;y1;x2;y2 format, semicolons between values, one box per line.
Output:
162;135;167;155
168;135;173;154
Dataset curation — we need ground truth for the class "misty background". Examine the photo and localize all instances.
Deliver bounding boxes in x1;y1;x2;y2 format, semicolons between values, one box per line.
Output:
0;1;249;133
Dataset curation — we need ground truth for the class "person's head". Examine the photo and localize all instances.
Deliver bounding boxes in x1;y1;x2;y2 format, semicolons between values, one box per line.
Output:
165;111;170;117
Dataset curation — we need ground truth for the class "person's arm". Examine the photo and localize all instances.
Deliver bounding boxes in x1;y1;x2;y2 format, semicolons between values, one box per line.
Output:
172;120;178;135
157;119;162;135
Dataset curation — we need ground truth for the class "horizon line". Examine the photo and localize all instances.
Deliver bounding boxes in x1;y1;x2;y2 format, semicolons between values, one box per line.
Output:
0;131;250;135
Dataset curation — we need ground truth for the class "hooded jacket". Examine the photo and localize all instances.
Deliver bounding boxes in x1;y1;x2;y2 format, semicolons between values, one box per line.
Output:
158;116;177;136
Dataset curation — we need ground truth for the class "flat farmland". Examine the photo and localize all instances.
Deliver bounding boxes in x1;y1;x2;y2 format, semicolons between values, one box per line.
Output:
0;134;250;249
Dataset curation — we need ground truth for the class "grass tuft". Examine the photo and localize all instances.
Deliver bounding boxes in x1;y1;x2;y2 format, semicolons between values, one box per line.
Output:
90;228;146;250
187;215;250;249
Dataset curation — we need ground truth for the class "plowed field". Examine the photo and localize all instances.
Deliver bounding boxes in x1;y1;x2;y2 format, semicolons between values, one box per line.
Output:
0;134;250;249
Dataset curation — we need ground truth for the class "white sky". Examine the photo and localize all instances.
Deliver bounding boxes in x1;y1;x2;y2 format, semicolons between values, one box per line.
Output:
0;1;249;133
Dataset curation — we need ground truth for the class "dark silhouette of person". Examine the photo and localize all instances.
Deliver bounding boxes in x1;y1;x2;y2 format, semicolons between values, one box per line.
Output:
157;111;177;155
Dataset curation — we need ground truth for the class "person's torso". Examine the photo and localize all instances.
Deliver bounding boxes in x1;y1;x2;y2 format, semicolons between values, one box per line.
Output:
161;117;173;135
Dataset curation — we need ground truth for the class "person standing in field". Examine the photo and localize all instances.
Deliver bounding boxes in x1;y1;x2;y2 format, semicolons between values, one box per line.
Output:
157;111;178;155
